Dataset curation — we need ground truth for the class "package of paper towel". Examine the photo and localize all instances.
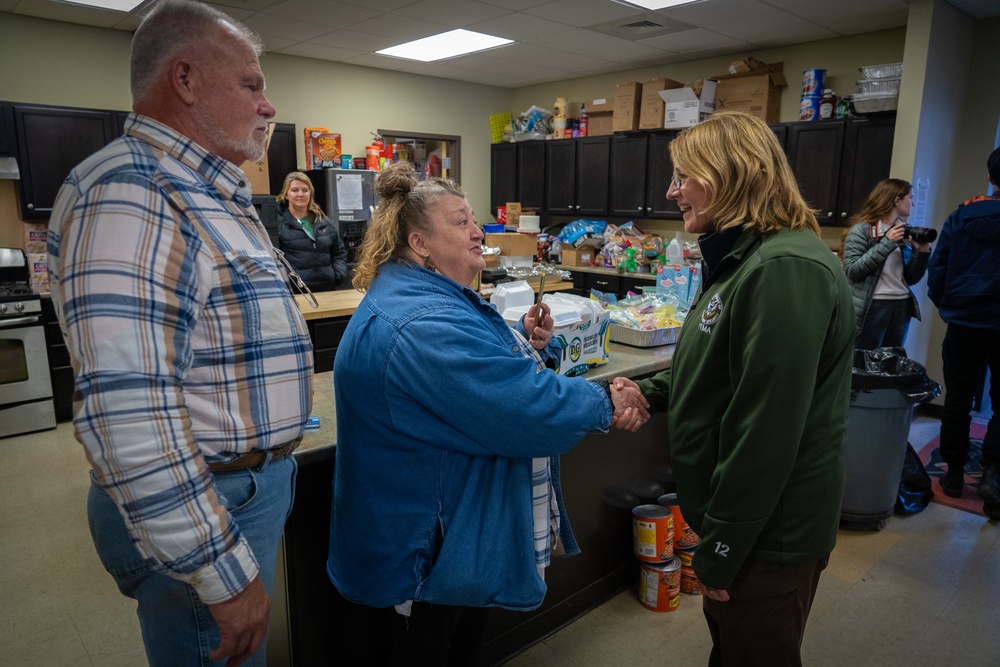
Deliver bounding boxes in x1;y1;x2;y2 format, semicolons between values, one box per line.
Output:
495;285;610;377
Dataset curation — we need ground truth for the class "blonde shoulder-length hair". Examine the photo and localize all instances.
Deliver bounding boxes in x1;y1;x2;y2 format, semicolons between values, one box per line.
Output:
275;171;326;222
670;111;820;236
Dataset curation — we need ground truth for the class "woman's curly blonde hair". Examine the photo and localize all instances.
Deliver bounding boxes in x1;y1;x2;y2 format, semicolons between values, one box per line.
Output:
352;161;466;291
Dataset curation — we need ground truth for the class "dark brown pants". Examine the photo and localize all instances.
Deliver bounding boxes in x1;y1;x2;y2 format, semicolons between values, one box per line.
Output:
703;556;828;667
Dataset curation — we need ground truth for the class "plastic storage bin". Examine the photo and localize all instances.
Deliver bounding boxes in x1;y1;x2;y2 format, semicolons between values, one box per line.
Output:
841;349;940;529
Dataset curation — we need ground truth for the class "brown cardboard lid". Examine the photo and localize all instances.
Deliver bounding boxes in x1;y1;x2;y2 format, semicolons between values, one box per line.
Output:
714;61;786;87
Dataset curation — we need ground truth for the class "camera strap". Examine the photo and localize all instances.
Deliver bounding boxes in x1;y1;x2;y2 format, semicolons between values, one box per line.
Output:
869;224;880;240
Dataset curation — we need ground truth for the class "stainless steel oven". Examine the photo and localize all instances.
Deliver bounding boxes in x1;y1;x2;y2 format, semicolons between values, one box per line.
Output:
0;248;56;438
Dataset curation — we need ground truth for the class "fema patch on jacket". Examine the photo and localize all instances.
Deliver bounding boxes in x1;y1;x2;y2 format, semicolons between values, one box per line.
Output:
699;293;723;333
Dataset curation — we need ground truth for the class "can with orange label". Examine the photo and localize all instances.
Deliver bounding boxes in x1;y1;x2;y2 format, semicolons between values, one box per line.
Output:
658;493;700;549
638;556;681;612
632;504;673;562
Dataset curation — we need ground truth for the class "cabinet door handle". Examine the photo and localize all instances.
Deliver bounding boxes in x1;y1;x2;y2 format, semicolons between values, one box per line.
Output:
637;206;643;212
827;211;833;217
27;203;34;210
575;205;580;210
646;207;652;212
841;212;848;218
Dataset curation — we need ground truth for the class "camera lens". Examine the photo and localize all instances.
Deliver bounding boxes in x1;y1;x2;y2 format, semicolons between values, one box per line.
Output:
903;225;937;244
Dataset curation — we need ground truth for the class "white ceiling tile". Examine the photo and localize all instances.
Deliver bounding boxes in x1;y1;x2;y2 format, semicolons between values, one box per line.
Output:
581;40;676;63
477;0;559;11
14;0;122;28
259;36;299;51
637;27;747;51
392;0;512;27
307;29;400;51
524;0;645;27
206;3;256;21
0;0;19;10
259;0;380;28
208;0;284;12
331;0;418;10
711;13;837;44
530;27;644;52
345;11;451;41
243;12;337;40
653;0;785;28
278;41;366;60
465;12;578;41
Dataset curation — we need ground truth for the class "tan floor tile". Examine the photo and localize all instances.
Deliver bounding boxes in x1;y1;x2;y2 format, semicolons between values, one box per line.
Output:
0;621;93;667
72;597;143;661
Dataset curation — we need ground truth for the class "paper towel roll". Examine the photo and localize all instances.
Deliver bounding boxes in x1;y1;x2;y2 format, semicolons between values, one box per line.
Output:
518;215;540;232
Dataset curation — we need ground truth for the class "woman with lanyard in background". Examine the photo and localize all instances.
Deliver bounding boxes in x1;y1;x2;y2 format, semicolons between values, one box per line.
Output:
842;178;932;349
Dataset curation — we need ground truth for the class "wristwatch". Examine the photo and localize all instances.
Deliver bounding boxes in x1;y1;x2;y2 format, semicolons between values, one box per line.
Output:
595;378;613;403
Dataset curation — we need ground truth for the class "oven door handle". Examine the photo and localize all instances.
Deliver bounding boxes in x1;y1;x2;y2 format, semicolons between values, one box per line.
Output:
0;315;42;327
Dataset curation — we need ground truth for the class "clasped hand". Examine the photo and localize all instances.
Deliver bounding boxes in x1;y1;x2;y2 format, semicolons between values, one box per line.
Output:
609;377;650;431
526;303;552;350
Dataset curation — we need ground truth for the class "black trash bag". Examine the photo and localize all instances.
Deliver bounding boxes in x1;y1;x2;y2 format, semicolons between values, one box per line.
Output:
852;347;941;403
895;442;934;514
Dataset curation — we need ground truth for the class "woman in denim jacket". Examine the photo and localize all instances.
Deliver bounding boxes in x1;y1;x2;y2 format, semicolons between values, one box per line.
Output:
327;161;647;664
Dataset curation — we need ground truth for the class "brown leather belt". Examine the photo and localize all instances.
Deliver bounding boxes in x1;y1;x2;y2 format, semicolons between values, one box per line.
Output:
208;438;301;473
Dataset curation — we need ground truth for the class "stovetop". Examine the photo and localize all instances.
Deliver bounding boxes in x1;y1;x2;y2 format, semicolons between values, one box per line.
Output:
0;283;37;299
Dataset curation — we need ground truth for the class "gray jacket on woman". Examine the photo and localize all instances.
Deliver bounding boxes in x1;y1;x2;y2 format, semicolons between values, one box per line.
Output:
841;221;929;335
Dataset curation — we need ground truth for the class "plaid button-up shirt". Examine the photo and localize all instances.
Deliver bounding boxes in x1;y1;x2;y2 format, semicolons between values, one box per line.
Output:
48;114;313;603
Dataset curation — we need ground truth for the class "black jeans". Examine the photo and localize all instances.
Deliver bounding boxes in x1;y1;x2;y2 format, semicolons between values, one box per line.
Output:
856;297;911;349
939;323;1000;469
389;602;492;666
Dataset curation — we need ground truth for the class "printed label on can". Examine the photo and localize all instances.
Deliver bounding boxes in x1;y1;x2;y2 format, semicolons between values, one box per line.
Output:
638;557;682;612
632;505;674;562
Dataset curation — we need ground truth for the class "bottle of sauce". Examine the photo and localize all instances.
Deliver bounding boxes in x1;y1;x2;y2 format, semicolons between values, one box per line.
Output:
819;89;837;120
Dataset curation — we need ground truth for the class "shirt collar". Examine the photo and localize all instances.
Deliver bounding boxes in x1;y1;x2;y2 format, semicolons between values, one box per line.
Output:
123;113;254;205
698;225;744;280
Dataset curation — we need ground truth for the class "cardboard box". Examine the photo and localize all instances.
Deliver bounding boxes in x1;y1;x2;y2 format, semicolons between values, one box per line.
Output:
639;77;684;130
485;232;538;258
586;98;614;136
714;62;786;123
505;202;522;229
613;81;643;132
659;80;718;130
500;294;610;376
239;122;275;195
561;247;595;267
309;132;342;169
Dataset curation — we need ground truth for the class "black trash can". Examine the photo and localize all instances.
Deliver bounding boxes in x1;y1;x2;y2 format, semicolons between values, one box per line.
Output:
840;348;940;529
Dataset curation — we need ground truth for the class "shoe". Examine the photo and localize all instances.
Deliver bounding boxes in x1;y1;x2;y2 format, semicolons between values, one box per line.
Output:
983;500;1000;521
941;467;965;498
977;464;1000;505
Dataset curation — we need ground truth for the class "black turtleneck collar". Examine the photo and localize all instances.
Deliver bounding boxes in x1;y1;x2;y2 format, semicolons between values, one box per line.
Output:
698;225;744;284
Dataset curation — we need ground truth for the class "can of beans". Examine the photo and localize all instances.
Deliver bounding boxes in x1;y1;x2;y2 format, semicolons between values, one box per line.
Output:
638;556;682;612
632;504;674;562
680;565;701;595
657;493;700;549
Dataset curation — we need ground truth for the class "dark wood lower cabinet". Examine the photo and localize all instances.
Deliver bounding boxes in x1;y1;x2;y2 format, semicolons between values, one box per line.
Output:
283;407;672;666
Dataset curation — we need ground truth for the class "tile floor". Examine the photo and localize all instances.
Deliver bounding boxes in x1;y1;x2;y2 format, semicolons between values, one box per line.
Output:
2;416;998;666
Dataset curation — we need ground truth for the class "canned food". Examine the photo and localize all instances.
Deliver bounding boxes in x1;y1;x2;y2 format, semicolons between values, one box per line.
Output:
657;493;700;549
802;68;826;96
800;95;822;121
680;565;701;595
638;556;682;612
632;504;674;562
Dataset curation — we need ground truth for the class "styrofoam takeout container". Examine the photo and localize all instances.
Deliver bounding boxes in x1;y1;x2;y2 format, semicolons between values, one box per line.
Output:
859;62;902;79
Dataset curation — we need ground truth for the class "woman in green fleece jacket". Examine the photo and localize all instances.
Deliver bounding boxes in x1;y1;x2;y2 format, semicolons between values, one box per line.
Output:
614;111;855;666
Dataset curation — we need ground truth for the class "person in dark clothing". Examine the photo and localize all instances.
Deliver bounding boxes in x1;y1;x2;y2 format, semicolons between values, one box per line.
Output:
273;171;348;291
927;147;1000;517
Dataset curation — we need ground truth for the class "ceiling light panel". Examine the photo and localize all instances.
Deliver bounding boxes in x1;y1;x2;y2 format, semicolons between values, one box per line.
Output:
376;28;513;62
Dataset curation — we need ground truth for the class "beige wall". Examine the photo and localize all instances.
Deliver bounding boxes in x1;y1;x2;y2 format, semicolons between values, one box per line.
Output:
0;12;511;230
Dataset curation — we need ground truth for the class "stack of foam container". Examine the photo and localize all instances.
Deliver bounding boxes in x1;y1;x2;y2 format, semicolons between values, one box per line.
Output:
853;62;902;114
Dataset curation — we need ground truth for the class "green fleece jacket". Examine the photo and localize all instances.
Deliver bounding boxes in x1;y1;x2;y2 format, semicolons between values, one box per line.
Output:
637;226;855;590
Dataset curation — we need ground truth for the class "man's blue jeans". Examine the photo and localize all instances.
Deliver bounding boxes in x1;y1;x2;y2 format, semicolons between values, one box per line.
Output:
87;455;297;667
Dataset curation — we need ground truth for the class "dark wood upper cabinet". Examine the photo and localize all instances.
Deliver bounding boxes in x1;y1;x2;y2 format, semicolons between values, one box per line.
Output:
490;142;518;214
608;134;648;218
516;141;545;212
0;102;14;157
644;131;681;219
545;139;577;215
837;117;896;224
266;122;297;196
575;136;610;217
13;103;116;220
785;120;846;226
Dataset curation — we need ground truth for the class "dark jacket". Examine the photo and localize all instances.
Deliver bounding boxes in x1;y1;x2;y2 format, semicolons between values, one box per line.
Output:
927;195;1000;329
273;204;348;291
636;226;855;590
841;221;929;335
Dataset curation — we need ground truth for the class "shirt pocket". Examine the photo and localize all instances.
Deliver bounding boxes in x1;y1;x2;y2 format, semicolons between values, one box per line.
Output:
223;249;298;342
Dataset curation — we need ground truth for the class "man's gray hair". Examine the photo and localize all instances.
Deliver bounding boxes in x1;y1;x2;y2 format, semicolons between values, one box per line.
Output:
130;0;264;103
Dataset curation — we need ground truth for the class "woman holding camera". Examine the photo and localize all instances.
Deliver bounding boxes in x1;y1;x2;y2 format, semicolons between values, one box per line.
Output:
842;178;932;349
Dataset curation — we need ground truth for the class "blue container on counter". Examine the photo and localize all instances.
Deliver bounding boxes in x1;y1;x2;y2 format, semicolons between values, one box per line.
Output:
802;68;826;96
800;95;822;121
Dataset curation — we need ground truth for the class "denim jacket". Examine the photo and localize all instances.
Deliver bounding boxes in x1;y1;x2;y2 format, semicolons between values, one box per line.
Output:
328;261;612;611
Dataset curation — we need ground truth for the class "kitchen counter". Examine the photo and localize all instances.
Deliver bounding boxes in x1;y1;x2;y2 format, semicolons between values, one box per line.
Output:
563;263;658;280
294;340;673;465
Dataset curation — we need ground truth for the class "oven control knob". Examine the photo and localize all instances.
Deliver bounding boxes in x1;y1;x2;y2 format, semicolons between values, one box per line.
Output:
15;301;25;312
0;303;5;314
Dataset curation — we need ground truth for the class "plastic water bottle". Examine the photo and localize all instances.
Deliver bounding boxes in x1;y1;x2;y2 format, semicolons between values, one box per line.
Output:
666;233;683;265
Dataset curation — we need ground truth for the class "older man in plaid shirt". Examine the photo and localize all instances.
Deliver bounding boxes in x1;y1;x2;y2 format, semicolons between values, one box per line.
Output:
47;1;312;665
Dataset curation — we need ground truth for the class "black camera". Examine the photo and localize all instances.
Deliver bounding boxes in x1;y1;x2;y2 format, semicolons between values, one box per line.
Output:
902;225;937;244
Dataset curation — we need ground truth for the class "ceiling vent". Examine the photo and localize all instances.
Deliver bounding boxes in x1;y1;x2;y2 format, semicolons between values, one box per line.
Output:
587;13;696;41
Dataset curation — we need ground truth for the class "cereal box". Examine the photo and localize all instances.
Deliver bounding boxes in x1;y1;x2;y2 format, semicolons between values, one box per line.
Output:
27;253;48;290
24;223;48;254
305;129;342;169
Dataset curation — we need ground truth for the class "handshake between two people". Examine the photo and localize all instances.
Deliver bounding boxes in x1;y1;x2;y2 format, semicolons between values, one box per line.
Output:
608;377;650;432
